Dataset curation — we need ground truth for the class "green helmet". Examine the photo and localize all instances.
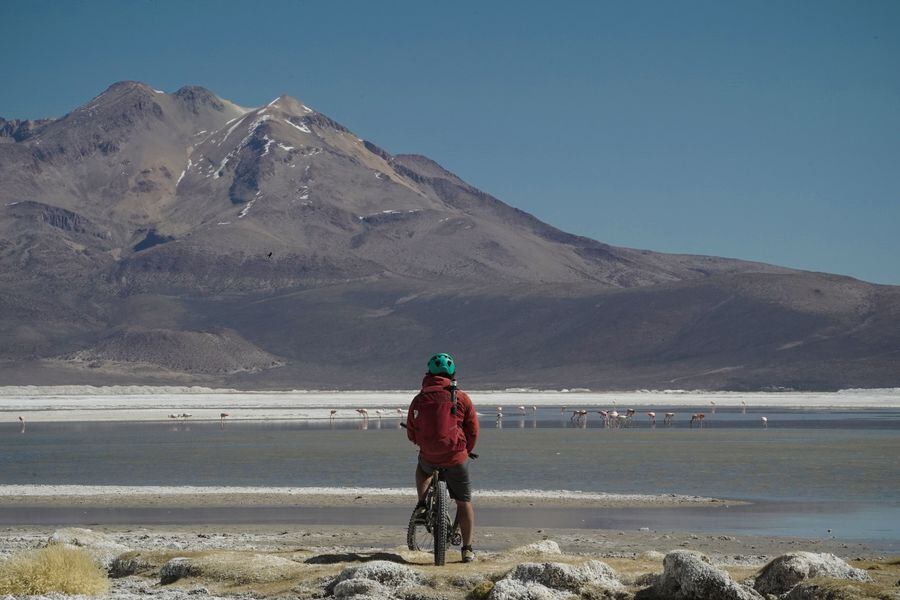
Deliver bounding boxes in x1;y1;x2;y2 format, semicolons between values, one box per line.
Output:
427;353;456;377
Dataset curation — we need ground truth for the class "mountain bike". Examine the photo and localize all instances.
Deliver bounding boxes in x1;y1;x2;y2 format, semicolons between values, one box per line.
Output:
405;453;477;566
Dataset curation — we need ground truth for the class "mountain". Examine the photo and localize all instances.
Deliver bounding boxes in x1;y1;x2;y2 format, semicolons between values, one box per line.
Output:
0;81;897;390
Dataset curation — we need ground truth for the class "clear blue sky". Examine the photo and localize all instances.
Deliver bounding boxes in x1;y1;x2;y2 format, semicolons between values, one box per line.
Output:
2;0;898;284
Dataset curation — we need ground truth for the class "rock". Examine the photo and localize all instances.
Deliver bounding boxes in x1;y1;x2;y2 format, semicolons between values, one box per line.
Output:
509;541;563;556
333;578;393;599
489;560;625;600
326;560;422;595
504;561;622;593
753;553;871;596
47;527;129;570
635;550;763;600
488;578;575;600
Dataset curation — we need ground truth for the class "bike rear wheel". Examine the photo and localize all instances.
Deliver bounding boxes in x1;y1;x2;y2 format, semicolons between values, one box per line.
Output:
406;500;434;553
432;480;450;565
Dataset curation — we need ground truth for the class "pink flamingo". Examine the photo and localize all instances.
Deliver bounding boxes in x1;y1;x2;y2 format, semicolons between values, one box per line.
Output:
517;405;526;416
609;410;620;428
690;413;705;429
646;411;656;427
761;416;768;429
597;410;609;427
664;412;675;426
355;408;369;420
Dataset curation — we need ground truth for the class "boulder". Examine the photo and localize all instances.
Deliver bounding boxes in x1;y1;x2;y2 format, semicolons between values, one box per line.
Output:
510;541;564;556
635;550;763;600
46;527;129;570
753;553;871;596
488;578;576;600
504;561;623;593
326;560;422;596
489;560;625;600
333;578;393;600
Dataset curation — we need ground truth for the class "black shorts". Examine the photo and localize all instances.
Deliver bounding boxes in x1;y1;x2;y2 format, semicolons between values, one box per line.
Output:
418;456;472;502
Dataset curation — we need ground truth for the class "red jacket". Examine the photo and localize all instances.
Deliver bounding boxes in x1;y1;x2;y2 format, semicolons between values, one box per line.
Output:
406;374;479;466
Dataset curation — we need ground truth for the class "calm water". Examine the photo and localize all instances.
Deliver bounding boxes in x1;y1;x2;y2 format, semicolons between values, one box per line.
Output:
2;407;898;546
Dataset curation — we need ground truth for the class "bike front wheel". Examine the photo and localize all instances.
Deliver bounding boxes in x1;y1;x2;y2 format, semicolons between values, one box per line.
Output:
432;480;450;565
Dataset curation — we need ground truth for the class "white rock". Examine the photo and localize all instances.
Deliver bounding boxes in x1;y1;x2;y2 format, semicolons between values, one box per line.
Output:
333;577;393;599
753;552;871;596
641;550;764;600
510;541;563;556
505;560;623;592
488;578;576;600
326;560;422;594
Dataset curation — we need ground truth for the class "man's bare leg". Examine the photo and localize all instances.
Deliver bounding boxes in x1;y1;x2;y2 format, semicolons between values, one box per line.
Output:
415;465;432;502
456;500;474;546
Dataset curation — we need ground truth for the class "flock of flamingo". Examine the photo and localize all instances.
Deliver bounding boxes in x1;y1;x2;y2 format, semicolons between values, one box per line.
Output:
12;399;770;432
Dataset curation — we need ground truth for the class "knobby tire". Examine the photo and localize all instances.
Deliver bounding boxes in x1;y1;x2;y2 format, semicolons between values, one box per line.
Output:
433;480;449;566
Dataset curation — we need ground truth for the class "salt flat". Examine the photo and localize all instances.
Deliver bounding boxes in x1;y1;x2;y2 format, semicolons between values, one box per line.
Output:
1;387;898;422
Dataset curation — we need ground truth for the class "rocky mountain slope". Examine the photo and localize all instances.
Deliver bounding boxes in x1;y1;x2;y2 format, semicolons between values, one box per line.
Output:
1;81;897;389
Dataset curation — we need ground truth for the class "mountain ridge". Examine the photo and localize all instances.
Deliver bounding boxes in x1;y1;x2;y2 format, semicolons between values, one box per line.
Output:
0;81;897;390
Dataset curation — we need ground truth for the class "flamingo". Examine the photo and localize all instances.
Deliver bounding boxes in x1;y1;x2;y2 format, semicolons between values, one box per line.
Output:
664;412;675;426
329;409;338;419
741;400;747;413
395;408;404;417
761;416;768;429
624;408;636;427
168;414;179;419
375;409;383;419
646;411;656;427
597;410;609;427
17;416;25;433
517;405;526;416
220;412;229;420
530;405;537;413
690;413;705;428
355;408;369;419
180;413;192;419
609;410;620;428
710;400;717;414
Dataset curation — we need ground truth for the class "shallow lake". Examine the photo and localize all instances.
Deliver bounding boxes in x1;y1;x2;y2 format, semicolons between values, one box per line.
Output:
2;407;898;549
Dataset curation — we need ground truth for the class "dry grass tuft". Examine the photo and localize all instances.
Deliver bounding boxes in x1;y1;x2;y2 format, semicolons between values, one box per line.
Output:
0;545;109;596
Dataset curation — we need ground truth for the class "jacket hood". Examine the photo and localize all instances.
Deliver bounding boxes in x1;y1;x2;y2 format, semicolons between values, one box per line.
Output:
421;374;453;390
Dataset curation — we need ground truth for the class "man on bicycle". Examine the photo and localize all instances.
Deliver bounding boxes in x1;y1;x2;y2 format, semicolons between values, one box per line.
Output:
406;353;479;563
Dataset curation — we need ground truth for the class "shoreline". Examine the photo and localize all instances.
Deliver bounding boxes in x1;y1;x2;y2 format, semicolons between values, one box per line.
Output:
0;486;728;508
2;389;899;423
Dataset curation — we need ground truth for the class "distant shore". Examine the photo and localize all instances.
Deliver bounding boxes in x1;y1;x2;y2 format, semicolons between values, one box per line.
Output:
0;485;728;509
2;387;898;422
